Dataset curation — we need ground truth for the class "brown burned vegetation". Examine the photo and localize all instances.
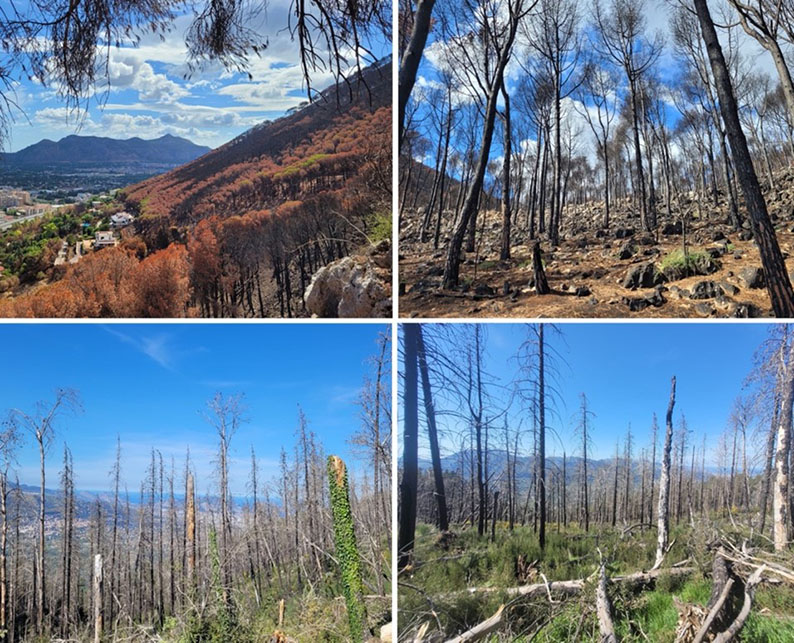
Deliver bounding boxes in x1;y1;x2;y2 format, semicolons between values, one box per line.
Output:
0;62;392;318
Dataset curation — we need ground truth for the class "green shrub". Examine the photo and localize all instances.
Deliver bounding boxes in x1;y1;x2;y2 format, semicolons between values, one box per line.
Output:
655;570;686;594
659;249;718;281
367;210;392;244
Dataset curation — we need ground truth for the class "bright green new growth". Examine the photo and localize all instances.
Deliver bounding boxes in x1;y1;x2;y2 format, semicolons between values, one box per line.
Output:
327;455;368;642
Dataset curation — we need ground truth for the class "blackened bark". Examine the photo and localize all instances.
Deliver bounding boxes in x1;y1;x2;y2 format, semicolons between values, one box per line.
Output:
694;0;794;317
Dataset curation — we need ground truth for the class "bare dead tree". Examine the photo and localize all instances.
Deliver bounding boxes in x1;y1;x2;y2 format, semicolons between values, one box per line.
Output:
399;324;420;571
655;376;676;569
8;389;80;635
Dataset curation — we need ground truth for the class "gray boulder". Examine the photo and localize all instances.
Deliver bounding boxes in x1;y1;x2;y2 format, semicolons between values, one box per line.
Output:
739;266;765;289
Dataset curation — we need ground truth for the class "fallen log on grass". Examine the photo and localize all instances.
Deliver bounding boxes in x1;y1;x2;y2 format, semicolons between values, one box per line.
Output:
676;549;769;643
444;605;505;643
692;574;734;643
596;563;618;643
711;565;765;643
434;566;696;643
456;565;695;599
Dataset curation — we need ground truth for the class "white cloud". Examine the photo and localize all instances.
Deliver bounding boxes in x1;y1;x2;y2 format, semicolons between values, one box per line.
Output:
8;0;379;150
106;52;190;104
102;327;179;370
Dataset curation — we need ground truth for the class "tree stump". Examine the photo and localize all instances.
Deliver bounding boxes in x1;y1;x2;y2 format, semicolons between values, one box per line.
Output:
532;242;550;294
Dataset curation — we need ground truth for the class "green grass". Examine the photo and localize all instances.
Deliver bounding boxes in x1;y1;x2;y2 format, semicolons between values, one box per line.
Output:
742;612;794;642
401;523;794;642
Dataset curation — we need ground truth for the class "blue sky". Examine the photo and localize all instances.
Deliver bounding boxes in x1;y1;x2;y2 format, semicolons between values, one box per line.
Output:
401;322;773;468
0;322;389;495
4;1;390;151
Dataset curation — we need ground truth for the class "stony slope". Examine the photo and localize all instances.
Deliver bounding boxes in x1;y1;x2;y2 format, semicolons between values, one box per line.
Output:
400;168;794;318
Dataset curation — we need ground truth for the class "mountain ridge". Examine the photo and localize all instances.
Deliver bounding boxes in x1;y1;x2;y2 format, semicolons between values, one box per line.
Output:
2;133;211;166
122;58;392;227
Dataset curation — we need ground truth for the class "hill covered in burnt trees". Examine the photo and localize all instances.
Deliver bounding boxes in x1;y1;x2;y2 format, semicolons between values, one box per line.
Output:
0;60;392;318
123;59;391;229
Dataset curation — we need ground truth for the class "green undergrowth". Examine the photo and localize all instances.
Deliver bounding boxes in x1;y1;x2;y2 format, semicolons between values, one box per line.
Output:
367;209;392;244
406;522;687;595
400;522;793;642
658;248;719;280
159;585;389;643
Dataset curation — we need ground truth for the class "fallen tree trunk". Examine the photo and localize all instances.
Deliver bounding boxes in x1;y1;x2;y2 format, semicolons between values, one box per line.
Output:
678;548;771;643
445;605;505;643
692;577;734;643
596;563;618;643
457;565;695;598
431;566;696;642
711;565;766;643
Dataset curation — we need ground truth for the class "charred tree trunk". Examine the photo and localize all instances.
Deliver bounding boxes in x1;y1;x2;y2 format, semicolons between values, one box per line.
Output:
500;84;512;261
694;0;794;317
417;327;449;531
442;9;521;289
532;243;550;294
398;0;437;146
399;325;420;570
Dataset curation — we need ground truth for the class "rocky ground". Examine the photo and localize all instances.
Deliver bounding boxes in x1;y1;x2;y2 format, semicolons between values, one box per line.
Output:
399;178;794;318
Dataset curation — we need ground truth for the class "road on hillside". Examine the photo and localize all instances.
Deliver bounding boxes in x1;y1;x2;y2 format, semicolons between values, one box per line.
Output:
0;210;49;231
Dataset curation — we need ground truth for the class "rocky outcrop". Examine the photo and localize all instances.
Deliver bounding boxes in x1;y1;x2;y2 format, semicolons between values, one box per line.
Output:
623;262;664;289
304;241;392;318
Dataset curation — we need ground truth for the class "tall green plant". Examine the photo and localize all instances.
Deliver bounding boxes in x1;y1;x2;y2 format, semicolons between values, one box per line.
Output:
327;455;369;641
208;528;236;643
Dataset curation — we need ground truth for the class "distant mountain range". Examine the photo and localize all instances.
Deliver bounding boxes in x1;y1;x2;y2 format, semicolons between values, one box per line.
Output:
417;449;613;483
411;447;723;485
1;134;211;166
